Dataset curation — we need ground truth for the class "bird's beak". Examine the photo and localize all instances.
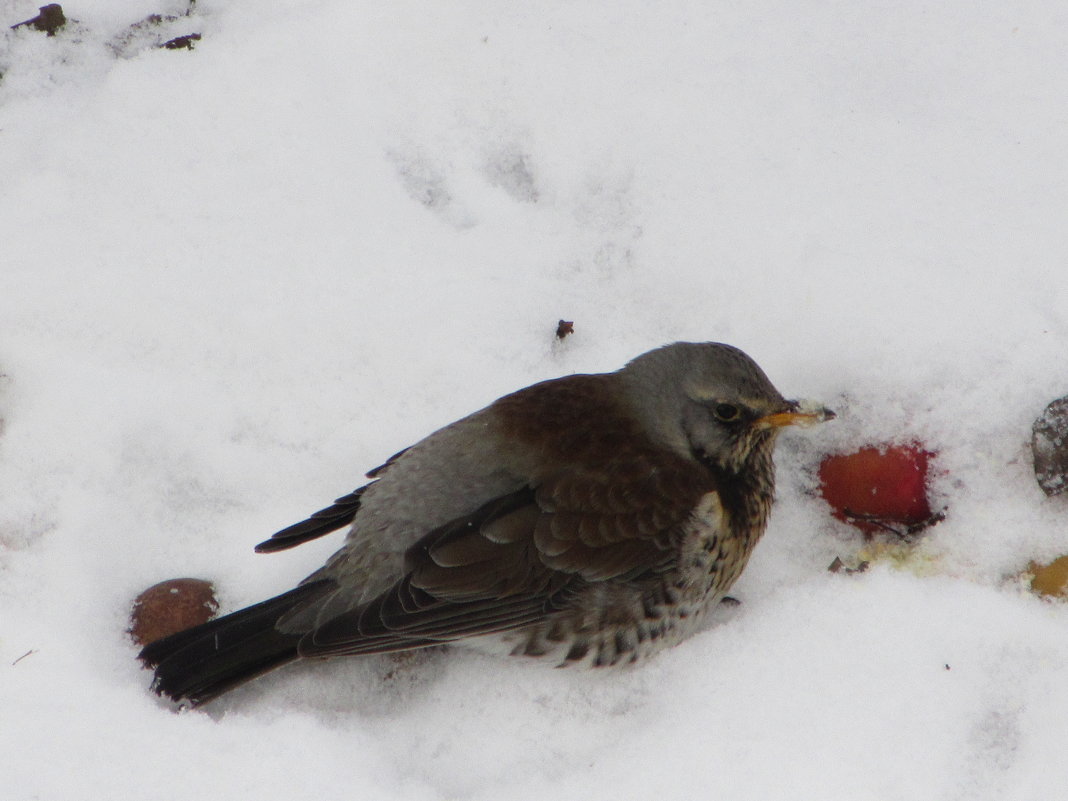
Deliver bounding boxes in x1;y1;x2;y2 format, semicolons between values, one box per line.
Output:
756;400;836;429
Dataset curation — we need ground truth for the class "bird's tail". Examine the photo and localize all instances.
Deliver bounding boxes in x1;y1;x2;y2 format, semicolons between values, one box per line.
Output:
138;580;332;707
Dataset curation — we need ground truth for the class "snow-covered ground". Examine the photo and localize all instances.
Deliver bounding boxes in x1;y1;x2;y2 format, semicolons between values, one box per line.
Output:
3;1;1068;798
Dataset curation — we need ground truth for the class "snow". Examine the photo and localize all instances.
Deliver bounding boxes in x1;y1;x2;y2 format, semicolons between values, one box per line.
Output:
3;0;1068;797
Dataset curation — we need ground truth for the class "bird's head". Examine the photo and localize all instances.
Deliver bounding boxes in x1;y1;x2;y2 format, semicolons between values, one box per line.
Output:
620;342;834;477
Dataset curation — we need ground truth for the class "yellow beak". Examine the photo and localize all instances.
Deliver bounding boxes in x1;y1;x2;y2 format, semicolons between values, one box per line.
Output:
756;401;836;429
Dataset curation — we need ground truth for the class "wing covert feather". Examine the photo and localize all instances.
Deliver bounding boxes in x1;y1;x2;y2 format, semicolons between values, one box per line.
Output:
299;447;714;656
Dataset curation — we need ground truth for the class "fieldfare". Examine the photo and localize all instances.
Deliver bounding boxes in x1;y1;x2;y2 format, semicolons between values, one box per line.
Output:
140;342;833;705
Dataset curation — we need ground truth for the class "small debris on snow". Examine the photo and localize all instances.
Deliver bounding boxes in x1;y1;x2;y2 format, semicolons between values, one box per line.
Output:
11;4;67;37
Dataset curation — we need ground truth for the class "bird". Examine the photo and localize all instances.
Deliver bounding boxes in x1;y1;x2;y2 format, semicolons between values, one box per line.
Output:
139;342;834;706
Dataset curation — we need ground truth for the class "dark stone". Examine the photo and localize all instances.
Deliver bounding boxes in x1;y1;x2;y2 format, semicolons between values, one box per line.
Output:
1033;396;1068;496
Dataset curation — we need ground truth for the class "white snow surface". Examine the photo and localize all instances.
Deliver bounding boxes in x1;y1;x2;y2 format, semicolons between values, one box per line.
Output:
3;1;1068;798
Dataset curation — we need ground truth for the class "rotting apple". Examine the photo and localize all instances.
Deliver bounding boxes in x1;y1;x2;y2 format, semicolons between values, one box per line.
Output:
818;443;941;537
129;577;219;647
1028;555;1068;599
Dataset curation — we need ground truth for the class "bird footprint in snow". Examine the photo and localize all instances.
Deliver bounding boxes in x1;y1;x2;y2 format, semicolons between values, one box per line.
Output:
387;143;539;229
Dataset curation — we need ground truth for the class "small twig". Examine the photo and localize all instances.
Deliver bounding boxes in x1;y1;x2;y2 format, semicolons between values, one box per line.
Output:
841;507;947;540
11;649;38;666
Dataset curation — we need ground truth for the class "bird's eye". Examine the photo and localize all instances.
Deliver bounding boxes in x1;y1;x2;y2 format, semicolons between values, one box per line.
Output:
712;403;741;422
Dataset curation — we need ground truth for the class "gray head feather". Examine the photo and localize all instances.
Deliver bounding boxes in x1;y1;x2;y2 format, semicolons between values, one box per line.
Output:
619;342;788;470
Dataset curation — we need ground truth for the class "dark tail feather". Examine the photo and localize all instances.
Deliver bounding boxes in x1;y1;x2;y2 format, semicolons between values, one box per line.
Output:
254;487;368;553
138;580;333;707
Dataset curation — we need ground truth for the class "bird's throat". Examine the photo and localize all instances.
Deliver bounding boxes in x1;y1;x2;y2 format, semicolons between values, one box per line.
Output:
691;442;776;540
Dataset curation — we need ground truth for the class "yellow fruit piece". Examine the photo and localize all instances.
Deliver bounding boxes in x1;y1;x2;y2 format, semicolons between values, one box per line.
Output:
855;542;941;576
1029;556;1068;598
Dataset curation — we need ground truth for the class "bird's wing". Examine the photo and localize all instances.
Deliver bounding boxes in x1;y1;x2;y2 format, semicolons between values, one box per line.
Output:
297;452;713;657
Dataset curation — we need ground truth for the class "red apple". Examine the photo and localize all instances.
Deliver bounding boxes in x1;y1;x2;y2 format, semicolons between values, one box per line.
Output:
818;443;936;536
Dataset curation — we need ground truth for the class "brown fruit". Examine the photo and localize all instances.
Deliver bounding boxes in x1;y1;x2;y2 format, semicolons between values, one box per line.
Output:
1029;556;1068;599
129;578;218;646
818;443;936;536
